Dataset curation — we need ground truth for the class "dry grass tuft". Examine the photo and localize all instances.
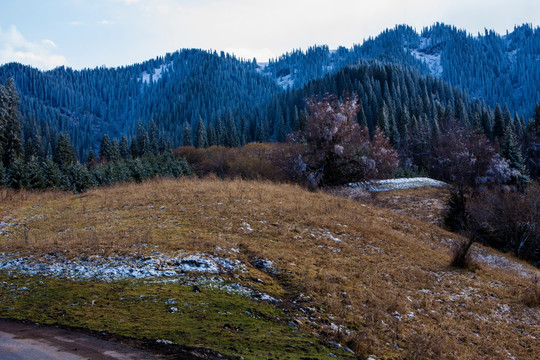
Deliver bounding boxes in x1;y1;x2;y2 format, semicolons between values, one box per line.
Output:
1;178;539;359
451;239;476;269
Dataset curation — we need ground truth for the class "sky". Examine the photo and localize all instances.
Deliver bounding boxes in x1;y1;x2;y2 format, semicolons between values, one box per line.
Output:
0;0;538;70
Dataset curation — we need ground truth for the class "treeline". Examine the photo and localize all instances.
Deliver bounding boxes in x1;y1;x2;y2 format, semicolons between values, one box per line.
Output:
0;79;190;193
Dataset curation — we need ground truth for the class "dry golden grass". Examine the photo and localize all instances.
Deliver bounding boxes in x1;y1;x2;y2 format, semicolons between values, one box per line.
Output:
330;186;451;227
1;178;539;359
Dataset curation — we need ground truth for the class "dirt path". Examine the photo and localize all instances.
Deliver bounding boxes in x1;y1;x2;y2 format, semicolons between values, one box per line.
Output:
0;319;162;359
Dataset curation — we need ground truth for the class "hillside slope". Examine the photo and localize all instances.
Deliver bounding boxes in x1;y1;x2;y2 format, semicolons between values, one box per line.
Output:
0;178;538;359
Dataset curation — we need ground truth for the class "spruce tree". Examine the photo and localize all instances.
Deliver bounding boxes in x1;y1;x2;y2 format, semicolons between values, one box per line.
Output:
226;111;240;147
130;139;139;159
136;120;150;156
54;133;75;169
1;79;23;168
183;121;193;146
149;119;159;154
86;149;96;166
119;136;131;160
195;117;208;148
207;123;217;146
500;127;528;183
493;104;505;140
99;134;114;162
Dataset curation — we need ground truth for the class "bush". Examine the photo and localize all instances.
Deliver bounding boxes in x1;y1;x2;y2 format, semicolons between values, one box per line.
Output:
451;239;475;269
288;95;399;188
175;143;297;182
466;184;540;266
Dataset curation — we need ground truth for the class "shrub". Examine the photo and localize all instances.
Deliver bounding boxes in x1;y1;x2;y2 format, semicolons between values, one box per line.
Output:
288;94;398;188
466;184;540;266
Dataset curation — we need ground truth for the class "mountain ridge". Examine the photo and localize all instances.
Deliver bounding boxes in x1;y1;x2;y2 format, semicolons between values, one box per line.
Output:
0;23;538;161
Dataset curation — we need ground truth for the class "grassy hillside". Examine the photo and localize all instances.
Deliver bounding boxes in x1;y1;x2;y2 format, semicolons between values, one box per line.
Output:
0;178;539;359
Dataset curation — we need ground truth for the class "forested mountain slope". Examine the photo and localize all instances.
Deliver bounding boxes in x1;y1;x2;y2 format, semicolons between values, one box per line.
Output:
0;50;281;160
263;23;539;116
0;23;538;162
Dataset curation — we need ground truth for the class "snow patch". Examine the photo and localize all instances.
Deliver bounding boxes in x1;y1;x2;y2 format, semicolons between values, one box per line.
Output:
0;252;242;281
407;37;443;78
277;74;294;89
140;62;172;84
349;177;447;192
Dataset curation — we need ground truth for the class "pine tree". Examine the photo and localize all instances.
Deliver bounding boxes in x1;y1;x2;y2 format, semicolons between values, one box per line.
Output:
119;136;131;160
1;79;23;168
86;149;96;166
500;127;528;184
376;102;390;137
54;133;75;169
183;121;193;146
32;129;43;160
136;120;150;156
130;139;139;159
195;117;208;148
24;138;34;162
207;123;217;146
149;119;159;154
111;139;121;162
225;111;240;147
493;104;505;140
99;134;114;162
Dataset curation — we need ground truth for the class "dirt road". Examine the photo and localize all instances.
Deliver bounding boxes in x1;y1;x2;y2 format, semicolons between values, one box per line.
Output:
0;319;160;359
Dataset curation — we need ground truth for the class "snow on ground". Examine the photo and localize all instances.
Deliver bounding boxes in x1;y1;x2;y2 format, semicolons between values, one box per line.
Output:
406;37;443;78
276;74;294;89
0;252;243;281
349;177;447;192
0;251;280;301
473;248;539;278
140;62;172;84
410;49;443;77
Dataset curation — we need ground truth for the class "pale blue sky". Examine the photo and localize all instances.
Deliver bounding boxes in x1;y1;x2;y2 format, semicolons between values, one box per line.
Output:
0;0;538;70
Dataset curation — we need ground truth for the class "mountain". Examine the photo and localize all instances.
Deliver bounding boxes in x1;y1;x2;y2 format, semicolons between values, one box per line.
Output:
0;50;281;160
0;23;538;161
262;23;540;116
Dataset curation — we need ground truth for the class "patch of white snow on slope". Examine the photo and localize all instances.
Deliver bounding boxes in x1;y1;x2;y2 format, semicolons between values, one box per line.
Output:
407;37;443;78
277;74;294;89
349;177;447;192
140;62;172;84
0;252;243;281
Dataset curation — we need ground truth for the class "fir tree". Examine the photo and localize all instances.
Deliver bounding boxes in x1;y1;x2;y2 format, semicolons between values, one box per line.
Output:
183;121;193;146
1;79;23;168
493;104;505;140
136;120;150;156
207;123;217;146
195;117;208;148
119;136;131;160
54;133;75;169
149;119;159;154
99;134;114;162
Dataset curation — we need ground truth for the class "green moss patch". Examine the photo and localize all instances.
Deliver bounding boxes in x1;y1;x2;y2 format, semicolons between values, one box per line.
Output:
0;271;351;359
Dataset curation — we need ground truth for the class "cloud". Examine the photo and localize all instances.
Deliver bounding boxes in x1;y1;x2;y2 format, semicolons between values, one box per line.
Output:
69;21;84;26
0;26;67;70
42;39;57;48
99;19;115;25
